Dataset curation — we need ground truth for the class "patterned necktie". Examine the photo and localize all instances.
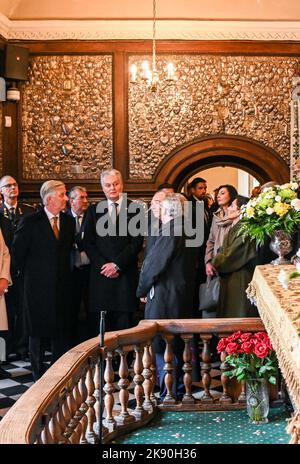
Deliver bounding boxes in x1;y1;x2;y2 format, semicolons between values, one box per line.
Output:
52;216;59;240
76;215;82;233
9;207;16;222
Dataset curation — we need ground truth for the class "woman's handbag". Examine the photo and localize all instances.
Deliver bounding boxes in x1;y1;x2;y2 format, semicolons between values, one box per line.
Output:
199;276;220;315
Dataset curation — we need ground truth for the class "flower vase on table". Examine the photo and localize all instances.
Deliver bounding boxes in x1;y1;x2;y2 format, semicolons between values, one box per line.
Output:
246;378;269;424
269;230;292;265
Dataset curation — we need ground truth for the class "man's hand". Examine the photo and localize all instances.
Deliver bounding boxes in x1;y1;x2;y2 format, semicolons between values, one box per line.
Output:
101;262;119;278
206;262;216;277
0;278;9;297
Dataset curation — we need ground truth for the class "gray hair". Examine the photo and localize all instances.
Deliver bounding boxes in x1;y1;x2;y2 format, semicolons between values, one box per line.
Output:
100;169;122;187
69;186;87;199
40;180;65;206
161;193;186;219
0;175;17;189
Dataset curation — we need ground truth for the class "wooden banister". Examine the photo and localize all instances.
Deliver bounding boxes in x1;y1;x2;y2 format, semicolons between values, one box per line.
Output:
0;318;264;444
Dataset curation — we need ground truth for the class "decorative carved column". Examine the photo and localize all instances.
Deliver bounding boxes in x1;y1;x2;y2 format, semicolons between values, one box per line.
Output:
133;344;147;420
219;334;233;404
103;351;116;432
162;334;176;405
142;342;154;411
115;349;135;426
200;334;213;403
181;334;195;404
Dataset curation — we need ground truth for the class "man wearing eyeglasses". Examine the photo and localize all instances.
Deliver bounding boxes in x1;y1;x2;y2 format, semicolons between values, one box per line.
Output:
0;176;35;231
0;175;36;362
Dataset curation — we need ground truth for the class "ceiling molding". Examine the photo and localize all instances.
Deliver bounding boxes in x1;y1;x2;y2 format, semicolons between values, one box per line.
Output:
1;17;300;41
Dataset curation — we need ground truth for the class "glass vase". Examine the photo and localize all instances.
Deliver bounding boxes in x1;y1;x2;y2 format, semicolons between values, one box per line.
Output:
246;378;269;424
269;230;292;265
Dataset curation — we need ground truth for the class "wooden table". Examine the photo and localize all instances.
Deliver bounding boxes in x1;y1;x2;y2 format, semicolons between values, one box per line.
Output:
247;265;300;444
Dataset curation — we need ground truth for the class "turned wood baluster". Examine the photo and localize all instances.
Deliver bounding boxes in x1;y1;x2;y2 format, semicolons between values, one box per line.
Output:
67;384;80;443
149;344;157;404
115;349;135;425
56;401;68;444
62;392;73;442
133;344;147;420
85;363;98;443
70;381;83;444
238;380;246;403
163;334;176;404
41;414;54;444
49;406;64;443
78;372;89;444
200;334;213;403
93;362;100;436
142;342;154;411
103;351;116;432
219;334;233;404
181;334;195;404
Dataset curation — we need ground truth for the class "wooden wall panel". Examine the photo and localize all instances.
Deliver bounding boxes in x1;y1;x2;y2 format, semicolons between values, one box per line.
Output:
0;40;299;199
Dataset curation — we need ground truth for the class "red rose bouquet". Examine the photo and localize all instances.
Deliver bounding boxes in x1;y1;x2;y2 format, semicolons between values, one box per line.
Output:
217;331;278;384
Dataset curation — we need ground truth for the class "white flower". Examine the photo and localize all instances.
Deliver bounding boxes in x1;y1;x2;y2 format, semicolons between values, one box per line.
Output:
291;198;300;211
278;270;289;290
280;183;290;189
266;207;274;215
291;182;299;190
275;195;282;202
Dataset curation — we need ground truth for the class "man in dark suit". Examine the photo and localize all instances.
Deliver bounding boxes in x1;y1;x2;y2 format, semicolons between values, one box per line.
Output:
0;175;36;360
188;177;211;296
137;193;198;400
67;186;90;346
83;169;143;336
12;180;75;381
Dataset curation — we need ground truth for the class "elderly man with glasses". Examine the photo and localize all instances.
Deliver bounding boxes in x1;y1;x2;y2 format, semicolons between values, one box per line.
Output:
0;175;36;362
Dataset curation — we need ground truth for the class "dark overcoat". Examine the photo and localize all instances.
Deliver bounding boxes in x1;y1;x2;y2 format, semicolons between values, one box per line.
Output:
136;219;198;320
212;222;258;318
83;199;144;314
11;209;75;337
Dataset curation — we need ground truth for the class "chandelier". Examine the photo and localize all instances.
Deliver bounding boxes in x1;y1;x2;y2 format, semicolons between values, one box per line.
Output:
129;0;176;92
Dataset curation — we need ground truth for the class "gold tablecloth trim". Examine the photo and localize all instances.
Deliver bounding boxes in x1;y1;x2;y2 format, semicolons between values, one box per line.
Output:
248;265;300;444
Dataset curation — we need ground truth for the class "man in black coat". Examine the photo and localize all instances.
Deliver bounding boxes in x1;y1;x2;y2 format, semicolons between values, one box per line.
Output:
137;193;198;400
12;180;75;381
0;175;36;360
67;186;90;345
83;169;143;336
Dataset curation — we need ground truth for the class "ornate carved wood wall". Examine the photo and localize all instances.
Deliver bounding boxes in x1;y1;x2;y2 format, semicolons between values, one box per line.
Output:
1;41;299;198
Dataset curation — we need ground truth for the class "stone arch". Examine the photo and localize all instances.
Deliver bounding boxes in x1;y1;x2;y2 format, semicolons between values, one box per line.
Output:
153;135;289;191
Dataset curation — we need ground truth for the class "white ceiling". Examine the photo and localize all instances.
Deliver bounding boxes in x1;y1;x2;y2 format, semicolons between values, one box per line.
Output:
1;0;300;21
0;0;299;41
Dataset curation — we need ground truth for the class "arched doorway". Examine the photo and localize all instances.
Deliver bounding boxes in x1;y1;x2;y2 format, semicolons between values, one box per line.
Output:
154;135;289;191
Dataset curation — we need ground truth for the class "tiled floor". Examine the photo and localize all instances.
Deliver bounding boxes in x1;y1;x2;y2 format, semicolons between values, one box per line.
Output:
0;353;52;420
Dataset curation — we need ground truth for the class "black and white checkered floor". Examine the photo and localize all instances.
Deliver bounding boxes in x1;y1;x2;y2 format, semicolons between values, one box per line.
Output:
0;353;52;420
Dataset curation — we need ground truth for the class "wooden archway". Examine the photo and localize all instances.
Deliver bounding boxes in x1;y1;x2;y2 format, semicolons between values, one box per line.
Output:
154;135;289;191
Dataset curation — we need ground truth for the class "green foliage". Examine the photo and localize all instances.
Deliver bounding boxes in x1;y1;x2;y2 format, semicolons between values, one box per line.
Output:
238;182;300;246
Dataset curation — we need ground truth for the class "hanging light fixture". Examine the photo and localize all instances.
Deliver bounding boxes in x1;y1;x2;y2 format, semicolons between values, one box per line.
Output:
129;0;176;91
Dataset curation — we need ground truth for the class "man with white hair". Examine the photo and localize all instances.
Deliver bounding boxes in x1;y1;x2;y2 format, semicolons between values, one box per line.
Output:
12;180;75;381
137;193;198;400
83;169;143;335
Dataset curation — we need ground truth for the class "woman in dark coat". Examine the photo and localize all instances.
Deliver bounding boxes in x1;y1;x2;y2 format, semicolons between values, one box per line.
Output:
212;196;258;318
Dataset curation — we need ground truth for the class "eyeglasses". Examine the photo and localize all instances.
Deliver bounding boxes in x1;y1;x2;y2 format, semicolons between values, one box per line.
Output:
1;182;17;189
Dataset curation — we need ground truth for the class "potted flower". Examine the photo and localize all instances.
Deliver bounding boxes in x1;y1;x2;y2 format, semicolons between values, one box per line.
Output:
239;182;300;264
217;331;278;423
